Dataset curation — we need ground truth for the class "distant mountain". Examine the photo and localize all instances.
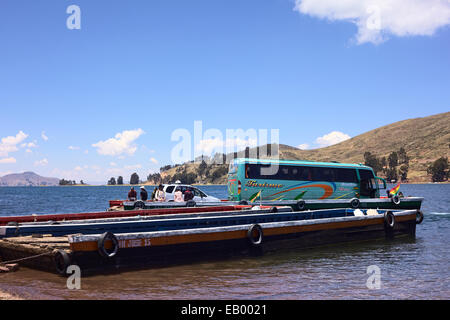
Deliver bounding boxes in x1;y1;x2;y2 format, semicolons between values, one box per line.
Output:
0;172;60;186
158;112;450;184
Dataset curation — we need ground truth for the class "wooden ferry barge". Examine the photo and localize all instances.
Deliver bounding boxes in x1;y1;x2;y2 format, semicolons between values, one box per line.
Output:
0;208;424;275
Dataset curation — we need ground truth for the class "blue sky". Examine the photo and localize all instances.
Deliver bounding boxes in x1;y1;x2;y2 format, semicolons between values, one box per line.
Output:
0;0;449;183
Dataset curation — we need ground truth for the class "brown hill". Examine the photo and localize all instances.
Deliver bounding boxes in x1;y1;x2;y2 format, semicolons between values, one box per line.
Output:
158;112;450;184
0;171;60;186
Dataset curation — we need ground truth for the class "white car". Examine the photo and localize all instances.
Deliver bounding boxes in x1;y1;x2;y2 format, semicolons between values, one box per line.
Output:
162;184;221;203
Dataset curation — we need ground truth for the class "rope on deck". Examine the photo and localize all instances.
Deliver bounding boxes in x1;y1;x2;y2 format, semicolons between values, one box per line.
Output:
0;251;53;265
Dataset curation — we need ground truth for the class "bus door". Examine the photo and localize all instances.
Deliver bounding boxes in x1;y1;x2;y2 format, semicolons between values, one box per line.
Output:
358;169;377;198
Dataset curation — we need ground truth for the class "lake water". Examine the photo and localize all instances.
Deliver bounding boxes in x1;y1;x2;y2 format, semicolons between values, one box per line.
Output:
0;184;449;299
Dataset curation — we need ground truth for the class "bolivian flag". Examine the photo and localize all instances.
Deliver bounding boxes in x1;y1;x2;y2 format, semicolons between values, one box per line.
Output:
389;183;401;196
250;190;262;203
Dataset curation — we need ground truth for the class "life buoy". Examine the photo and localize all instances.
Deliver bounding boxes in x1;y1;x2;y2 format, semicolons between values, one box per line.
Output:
53;249;71;275
97;232;119;259
392;195;401;205
134;200;146;209
247;224;263;246
186;200;196;207
416;210;424;224
384;211;395;229
297;200;306;211
350;198;360;209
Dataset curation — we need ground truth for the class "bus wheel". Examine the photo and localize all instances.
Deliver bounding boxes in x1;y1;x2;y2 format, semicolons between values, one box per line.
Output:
296;200;306;211
350;198;360;209
186;200;196;207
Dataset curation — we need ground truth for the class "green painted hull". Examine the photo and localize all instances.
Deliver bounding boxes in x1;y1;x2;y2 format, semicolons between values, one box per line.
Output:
122;197;423;211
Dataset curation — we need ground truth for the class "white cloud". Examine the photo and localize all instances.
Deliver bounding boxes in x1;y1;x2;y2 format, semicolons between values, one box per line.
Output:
297;143;310;150
109;162;117;167
34;158;49;166
92;129;145;156
68;146;80;150
150;157;158;164
0;157;17;164
0;131;28;157
41;131;48;141
294;0;450;44
315;131;351;147
21;141;38;148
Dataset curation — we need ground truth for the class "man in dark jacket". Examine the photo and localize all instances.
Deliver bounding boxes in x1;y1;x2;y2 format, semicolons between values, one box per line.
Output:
140;186;148;201
183;188;194;201
128;187;137;201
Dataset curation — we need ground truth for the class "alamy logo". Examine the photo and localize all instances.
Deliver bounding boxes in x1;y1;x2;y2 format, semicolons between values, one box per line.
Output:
66;5;81;30
366;265;381;290
66;265;81;290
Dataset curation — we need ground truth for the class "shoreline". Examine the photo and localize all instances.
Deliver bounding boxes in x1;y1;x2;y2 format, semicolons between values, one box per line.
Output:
0;289;23;300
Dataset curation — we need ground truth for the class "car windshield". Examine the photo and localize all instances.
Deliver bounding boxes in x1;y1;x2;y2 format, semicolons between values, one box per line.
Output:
193;188;206;197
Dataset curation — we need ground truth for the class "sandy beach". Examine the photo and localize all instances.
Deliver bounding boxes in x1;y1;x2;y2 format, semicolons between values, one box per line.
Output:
0;289;22;300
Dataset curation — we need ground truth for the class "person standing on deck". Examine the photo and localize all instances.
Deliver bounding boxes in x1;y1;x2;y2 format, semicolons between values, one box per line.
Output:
184;187;194;202
173;187;184;202
128;187;137;201
140;186;148;201
155;184;166;202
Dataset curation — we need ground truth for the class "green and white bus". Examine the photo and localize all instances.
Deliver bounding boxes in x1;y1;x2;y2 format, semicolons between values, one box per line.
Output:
227;158;387;201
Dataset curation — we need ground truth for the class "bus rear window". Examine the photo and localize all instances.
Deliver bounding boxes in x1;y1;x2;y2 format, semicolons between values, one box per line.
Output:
246;164;357;183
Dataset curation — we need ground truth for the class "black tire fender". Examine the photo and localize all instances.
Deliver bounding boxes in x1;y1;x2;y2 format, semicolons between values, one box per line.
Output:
134;200;145;209
269;207;278;213
247;224;263;246
53;249;71;275
97;232;119;259
350;198;360;209
392;195;401;205
239;200;249;205
297;200;306;211
416;210;424;224
384;211;395;229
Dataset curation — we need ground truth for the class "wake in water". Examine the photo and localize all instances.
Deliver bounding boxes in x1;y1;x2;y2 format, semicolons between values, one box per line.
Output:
427;212;450;216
